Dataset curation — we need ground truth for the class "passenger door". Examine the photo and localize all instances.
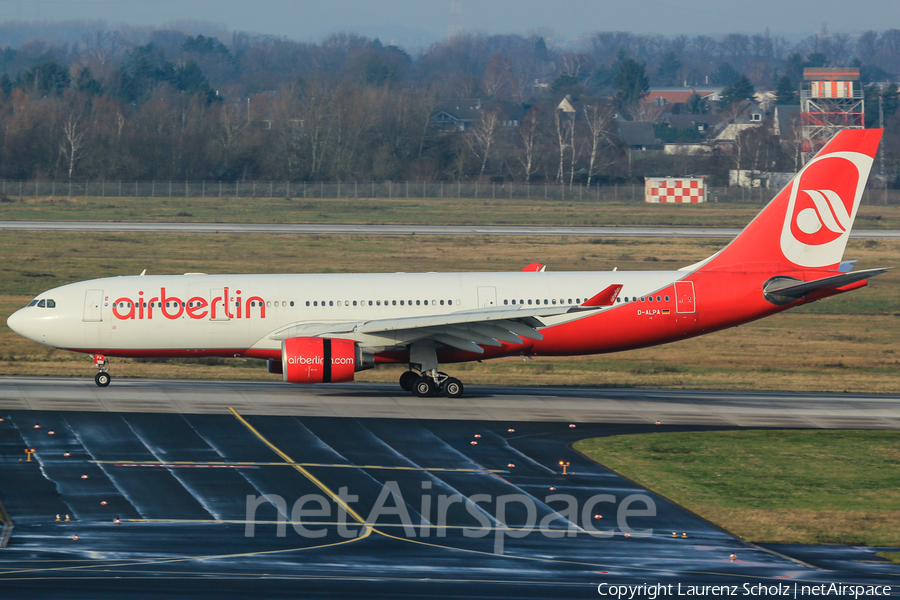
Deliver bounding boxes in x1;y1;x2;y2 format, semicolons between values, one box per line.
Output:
477;286;497;308
210;289;230;321
83;289;103;322
674;281;696;314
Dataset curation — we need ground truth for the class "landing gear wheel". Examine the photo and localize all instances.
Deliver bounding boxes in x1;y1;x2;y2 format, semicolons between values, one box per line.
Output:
413;377;436;398
399;371;418;392
95;372;111;387
442;377;464;398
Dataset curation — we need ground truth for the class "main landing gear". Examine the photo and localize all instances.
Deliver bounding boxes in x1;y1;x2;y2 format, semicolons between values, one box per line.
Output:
399;369;464;398
92;354;111;387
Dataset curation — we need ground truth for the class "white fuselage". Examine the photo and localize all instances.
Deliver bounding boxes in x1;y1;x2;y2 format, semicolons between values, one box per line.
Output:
11;271;683;357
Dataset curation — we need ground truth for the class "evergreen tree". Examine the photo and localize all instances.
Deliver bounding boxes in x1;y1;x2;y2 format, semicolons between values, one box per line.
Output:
806;52;827;68
783;53;805;83
713;62;740;86
76;67;104;96
719;75;756;108
684;92;710;114
775;75;797;105
17;61;70;96
656;51;682;86
533;37;549;61
614;57;649;118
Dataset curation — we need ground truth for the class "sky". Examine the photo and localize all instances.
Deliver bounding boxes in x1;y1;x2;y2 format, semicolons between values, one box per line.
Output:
0;0;898;48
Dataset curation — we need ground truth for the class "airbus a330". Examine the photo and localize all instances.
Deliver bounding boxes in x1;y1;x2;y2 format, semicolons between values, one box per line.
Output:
7;129;888;397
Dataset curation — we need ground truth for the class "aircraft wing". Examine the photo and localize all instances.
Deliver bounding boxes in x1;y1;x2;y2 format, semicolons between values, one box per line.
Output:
268;284;623;354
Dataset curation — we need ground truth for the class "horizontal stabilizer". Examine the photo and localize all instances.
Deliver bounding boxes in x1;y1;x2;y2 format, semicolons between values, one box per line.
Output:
763;268;890;305
521;263;545;272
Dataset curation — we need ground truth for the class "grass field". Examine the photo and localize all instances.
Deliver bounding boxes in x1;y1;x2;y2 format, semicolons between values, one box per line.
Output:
573;430;900;546
0;231;897;392
2;194;900;228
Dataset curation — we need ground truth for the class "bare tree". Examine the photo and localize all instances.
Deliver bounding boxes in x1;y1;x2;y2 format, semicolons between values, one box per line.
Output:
465;108;500;178
60;115;86;179
481;52;515;100
554;101;576;184
582;102;614;187
516;109;540;182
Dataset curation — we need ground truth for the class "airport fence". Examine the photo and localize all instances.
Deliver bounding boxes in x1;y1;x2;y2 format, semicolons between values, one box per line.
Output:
1;179;898;205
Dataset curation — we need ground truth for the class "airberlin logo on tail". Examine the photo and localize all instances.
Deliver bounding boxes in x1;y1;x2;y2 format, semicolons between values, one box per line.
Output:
780;150;873;268
110;287;265;320
793;189;851;241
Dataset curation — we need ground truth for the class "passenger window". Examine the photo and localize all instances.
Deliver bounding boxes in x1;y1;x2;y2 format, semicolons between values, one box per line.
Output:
290;301;294;307
649;296;653;302
656;296;661;302
440;300;445;306
329;301;334;307
527;300;532;305
392;300;397;306
665;296;670;301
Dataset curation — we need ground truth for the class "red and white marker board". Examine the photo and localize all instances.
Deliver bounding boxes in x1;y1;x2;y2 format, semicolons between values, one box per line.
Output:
645;177;707;203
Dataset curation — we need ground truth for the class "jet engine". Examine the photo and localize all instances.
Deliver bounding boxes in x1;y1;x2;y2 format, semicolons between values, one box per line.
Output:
281;337;374;384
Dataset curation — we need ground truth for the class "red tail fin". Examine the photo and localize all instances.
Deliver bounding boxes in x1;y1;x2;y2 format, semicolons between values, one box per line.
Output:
698;129;882;272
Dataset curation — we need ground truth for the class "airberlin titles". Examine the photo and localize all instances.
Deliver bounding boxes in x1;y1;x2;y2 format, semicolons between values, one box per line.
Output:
111;287;265;320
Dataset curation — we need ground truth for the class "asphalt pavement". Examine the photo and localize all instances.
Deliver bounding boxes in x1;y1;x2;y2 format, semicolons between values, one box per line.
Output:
0;410;897;598
2;377;898;429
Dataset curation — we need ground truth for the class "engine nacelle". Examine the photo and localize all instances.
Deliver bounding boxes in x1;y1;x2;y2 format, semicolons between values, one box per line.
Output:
281;337;373;384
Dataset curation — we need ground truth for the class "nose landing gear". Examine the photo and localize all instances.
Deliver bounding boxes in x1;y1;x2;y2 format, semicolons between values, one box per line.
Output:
92;354;111;387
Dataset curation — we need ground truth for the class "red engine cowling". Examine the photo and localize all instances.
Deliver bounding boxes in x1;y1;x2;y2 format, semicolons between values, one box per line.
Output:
281;337;368;384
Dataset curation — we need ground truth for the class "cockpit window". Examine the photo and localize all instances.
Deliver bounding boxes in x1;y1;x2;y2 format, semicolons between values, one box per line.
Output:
37;299;46;308
27;300;39;307
46;299;56;308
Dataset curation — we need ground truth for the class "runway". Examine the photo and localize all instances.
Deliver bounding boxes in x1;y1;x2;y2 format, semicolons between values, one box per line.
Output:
0;410;896;599
1;377;899;428
2;220;898;238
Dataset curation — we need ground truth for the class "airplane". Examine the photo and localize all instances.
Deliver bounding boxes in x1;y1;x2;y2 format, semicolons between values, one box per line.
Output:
6;129;889;397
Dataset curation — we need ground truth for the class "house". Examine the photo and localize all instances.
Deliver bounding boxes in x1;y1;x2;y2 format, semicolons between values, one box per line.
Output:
773;105;801;138
431;99;524;132
644;86;722;107
617;121;660;151
662;114;721;136
714;100;764;141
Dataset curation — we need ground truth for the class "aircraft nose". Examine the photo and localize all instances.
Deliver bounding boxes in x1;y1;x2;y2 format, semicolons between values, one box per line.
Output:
7;308;37;341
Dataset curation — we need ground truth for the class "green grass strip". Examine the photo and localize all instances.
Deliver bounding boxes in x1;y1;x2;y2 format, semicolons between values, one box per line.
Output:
574;430;900;546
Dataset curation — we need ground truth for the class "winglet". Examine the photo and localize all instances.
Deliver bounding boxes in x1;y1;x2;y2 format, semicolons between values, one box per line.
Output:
580;284;623;307
521;263;544;272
